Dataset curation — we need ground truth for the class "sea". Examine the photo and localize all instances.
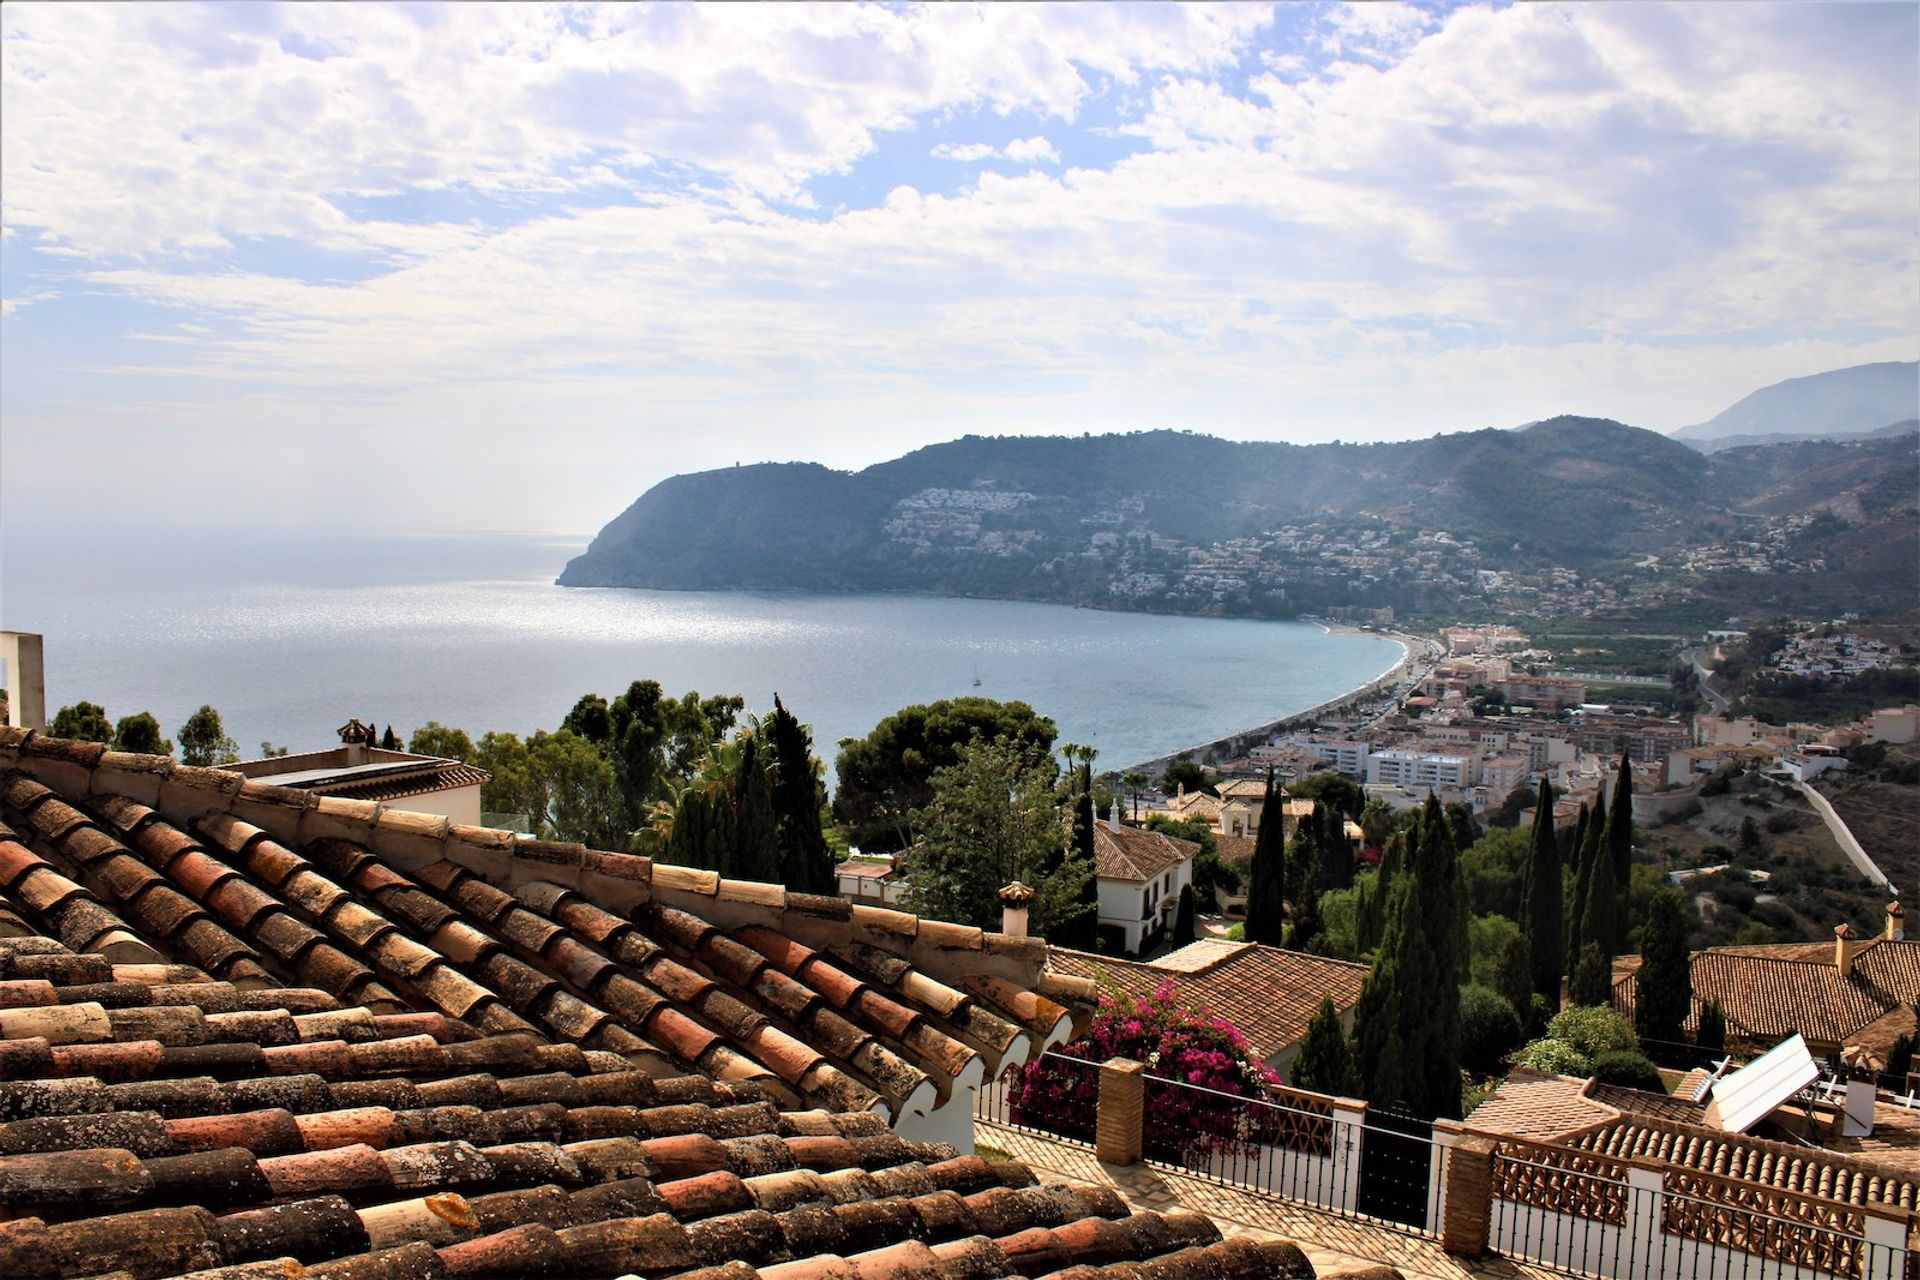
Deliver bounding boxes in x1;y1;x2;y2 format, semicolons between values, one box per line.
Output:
0;529;1404;780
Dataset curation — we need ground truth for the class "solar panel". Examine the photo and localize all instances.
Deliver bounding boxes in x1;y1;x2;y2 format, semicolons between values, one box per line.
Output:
1706;1034;1820;1134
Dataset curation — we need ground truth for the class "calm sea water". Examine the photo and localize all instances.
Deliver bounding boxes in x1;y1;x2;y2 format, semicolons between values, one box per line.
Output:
0;530;1402;779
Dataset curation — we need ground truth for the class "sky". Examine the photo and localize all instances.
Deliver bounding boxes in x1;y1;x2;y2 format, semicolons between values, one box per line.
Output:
2;1;1916;537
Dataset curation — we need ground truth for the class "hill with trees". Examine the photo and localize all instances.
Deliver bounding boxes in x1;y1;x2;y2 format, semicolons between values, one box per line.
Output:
561;413;1917;623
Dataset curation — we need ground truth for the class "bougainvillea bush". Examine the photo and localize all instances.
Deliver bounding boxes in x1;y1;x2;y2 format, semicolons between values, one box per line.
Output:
1007;982;1278;1161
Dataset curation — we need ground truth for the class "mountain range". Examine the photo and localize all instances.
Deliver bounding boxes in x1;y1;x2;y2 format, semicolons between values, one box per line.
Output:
1671;361;1917;451
560;364;1919;623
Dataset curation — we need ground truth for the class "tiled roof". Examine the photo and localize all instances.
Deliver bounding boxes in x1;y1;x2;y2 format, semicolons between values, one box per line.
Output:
1162;793;1221;825
1092;826;1197;884
833;861;896;881
1464;1070;1616;1142
319;762;493;803
1049;942;1367;1064
1612;938;1920;1052
0;731;1310;1280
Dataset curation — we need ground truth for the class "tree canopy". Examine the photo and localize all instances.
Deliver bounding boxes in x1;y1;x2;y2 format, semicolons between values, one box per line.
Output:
1521;777;1562;1003
408;722;475;762
177;705;239;766
833;697;1058;853
900;738;1090;938
1636;888;1694;1046
50;702;112;744
111;711;171;756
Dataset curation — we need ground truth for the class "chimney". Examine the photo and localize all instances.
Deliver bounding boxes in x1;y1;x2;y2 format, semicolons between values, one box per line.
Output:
338;717;374;767
1836;923;1860;977
1108;800;1122;833
0;632;48;730
1889;901;1906;942
998;882;1035;939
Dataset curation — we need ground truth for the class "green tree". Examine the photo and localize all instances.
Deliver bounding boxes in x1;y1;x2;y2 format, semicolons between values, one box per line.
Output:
730;733;779;882
529;730;628;849
1737;815;1763;857
1460;826;1529;921
1290;996;1357;1095
1358;799;1397;849
1290;772;1365;821
50;701;112;743
834;697;1058;853
1606;755;1635;952
1697;1000;1727;1051
1494;930;1534;1022
111;711;171;756
1050;763;1101;951
1243;771;1288;946
409;721;475;762
380;725;401;750
762;695;836;894
1521;777;1563;1003
1173;884;1196;945
1636;888;1694;1047
1353;797;1467;1119
1565;802;1591;967
1570;941;1612;1008
901;738;1089;937
1459;984;1523;1076
1123;771;1148;821
1158;759;1215;796
1577;818;1618;982
178;705;239;766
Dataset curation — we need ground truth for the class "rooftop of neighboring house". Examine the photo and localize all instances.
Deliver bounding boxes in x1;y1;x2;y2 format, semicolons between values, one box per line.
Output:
0;730;1313;1280
1048;940;1367;1064
833;858;899;881
1611;914;1918;1055
1092;823;1198;884
230;720;489;805
1467;1068;1920;1226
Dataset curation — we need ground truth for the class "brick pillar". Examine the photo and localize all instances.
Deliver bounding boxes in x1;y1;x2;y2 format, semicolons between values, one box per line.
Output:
1440;1133;1495;1257
1095;1058;1145;1166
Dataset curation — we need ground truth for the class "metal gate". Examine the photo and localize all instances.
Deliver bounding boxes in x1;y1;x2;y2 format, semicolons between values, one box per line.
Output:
1356;1106;1434;1230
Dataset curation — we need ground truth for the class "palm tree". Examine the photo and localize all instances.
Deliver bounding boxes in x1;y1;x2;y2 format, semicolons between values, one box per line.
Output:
1123;771;1148;821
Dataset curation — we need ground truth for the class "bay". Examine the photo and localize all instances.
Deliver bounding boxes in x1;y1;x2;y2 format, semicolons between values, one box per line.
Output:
0;529;1403;779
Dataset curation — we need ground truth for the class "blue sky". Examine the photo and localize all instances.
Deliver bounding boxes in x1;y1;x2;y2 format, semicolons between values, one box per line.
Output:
2;1;1915;536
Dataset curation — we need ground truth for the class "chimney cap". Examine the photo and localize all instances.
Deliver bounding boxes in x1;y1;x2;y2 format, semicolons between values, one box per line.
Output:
1891;901;1906;918
1836;923;1858;939
998;881;1036;905
338;718;375;745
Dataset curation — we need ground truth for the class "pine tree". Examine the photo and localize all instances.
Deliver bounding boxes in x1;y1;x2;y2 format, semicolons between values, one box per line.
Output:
1353;796;1466;1119
1291;996;1357;1095
1637;888;1693;1047
1521;777;1563;1002
1607;754;1634;952
763;695;835;894
1244;770;1288;945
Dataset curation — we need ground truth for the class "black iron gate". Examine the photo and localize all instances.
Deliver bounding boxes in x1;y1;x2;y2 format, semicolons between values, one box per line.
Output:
1356;1106;1434;1231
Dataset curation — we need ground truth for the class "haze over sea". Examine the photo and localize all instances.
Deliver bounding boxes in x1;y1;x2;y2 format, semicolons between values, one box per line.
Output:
0;530;1403;780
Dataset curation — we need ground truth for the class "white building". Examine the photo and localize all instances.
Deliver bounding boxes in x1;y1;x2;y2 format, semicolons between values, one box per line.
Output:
1365;748;1471;790
229;719;489;824
1093;809;1199;956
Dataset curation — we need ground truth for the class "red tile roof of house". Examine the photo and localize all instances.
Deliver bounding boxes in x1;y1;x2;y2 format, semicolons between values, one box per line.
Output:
1612;936;1920;1054
1092;825;1197;884
0;730;1315;1280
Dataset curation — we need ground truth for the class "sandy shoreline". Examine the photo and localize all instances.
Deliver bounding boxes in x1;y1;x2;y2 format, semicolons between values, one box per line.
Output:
1117;621;1434;778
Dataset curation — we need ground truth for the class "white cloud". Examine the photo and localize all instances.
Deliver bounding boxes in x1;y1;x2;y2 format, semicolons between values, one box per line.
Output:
1;1;1914;536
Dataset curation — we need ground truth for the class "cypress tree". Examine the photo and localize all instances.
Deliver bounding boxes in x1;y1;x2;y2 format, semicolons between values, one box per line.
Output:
1291;996;1357;1095
1570;941;1612;1008
1521;777;1562;1002
1637;888;1693;1047
1353;794;1466;1119
1565;802;1592;969
1318;802;1354;892
1607;754;1635;952
1244;770;1288;945
1577;833;1617;982
764;695;836;894
731;736;779;883
1173;884;1196;945
1697;1000;1727;1052
1049;764;1100;951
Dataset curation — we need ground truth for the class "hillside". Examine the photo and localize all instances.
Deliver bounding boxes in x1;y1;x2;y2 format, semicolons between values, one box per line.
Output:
561;421;1917;623
1672;361;1918;448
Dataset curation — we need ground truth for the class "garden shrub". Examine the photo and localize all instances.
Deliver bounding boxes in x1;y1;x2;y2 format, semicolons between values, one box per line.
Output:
1590;1049;1664;1092
1007;982;1277;1162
